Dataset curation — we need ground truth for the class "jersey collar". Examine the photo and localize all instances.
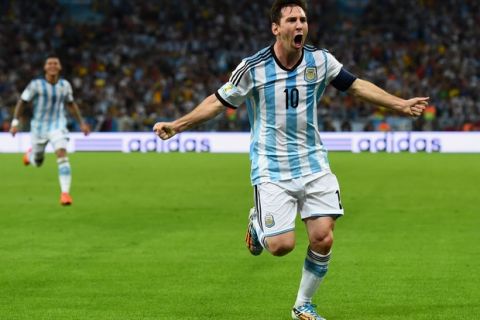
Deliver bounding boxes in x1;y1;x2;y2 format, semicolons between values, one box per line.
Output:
270;45;304;72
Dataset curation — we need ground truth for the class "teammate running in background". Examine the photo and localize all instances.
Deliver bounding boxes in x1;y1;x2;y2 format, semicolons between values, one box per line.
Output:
153;0;428;318
10;54;90;206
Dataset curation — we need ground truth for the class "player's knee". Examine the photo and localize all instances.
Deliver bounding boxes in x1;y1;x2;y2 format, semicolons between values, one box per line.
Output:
56;148;67;158
267;238;295;257
310;232;334;253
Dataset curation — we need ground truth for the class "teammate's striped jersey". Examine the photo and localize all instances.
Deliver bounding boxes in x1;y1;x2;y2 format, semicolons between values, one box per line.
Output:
216;45;343;185
21;78;74;135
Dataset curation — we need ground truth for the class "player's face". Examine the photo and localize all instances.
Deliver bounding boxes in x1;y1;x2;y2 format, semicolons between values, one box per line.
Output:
44;58;62;77
272;6;308;52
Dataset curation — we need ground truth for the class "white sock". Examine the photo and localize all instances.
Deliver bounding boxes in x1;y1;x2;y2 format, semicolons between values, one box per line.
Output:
294;249;331;307
29;152;40;167
57;157;71;193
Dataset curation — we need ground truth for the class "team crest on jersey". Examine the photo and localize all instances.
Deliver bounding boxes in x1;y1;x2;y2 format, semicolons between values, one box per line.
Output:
304;67;317;83
222;82;238;96
265;214;275;228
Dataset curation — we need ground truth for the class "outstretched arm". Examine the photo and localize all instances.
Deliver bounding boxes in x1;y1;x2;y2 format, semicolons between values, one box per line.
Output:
10;99;26;137
67;102;90;136
153;94;226;140
348;78;429;117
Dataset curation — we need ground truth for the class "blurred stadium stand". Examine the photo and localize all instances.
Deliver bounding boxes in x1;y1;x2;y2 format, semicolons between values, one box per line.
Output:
0;0;479;132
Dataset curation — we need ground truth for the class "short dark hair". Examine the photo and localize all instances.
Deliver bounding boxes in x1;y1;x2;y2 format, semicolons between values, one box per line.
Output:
45;53;60;61
271;0;308;24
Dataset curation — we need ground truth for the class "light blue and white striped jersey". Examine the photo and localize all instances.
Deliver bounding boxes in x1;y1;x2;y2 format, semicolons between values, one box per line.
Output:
21;78;74;135
216;45;343;185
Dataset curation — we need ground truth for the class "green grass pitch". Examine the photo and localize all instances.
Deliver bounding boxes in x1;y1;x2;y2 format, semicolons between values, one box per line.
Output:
0;152;479;319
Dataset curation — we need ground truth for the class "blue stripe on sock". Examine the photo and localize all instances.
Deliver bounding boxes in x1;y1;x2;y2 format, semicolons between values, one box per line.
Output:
304;258;329;278
59;166;71;175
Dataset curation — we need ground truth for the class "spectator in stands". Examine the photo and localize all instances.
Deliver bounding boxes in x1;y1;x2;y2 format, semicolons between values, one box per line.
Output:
1;0;478;132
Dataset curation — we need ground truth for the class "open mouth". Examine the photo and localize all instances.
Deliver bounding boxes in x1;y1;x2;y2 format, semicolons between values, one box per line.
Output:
294;34;303;46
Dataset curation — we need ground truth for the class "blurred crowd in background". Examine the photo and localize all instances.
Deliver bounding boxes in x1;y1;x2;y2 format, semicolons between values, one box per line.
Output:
0;0;479;132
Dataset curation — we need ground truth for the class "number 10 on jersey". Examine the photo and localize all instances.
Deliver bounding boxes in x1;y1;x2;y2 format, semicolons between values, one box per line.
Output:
284;88;299;109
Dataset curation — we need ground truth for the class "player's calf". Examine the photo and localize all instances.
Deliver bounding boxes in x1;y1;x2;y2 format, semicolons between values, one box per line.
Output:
265;233;295;256
34;153;45;166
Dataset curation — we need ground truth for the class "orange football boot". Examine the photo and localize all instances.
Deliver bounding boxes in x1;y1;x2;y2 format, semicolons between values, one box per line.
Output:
60;192;73;206
23;148;32;166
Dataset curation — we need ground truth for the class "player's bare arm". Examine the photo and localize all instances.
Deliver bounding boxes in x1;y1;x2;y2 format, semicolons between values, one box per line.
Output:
10;99;27;137
153;94;225;140
67;102;90;136
349;78;429;117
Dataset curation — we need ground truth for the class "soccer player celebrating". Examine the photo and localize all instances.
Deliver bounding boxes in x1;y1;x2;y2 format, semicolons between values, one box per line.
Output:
10;54;90;206
153;0;428;318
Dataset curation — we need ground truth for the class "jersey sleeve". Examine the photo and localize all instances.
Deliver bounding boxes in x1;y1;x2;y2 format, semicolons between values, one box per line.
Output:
64;80;74;103
324;51;344;85
215;60;253;109
20;81;37;102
